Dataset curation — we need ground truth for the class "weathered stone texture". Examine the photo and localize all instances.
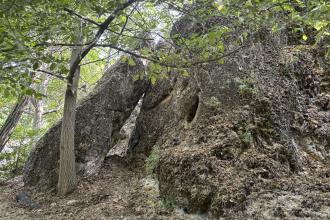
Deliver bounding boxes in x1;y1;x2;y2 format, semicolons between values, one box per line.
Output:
23;58;147;189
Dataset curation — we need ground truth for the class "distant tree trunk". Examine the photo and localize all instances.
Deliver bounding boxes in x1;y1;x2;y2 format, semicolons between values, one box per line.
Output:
32;74;50;130
33;99;43;129
103;48;112;72
0;96;29;152
57;25;83;196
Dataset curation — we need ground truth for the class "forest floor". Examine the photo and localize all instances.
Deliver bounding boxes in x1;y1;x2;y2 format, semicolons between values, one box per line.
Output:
0;156;205;220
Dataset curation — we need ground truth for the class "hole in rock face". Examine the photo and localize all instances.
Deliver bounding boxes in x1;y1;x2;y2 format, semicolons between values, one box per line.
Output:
186;95;199;123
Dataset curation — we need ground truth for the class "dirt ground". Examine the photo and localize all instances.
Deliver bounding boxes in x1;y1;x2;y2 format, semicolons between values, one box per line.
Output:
0;157;207;220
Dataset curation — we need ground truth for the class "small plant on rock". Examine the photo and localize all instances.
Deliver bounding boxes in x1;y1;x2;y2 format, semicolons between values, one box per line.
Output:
145;145;160;175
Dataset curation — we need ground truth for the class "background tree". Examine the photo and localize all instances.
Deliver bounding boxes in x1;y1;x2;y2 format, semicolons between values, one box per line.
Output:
0;96;29;152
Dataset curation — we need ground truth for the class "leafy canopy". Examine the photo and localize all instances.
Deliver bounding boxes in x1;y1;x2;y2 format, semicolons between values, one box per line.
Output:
0;0;329;96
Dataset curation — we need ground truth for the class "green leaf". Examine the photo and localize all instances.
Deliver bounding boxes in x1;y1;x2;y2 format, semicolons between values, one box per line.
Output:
133;74;141;81
215;3;228;15
30;42;37;47
271;24;278;33
33;62;40;70
218;59;225;65
4;89;10;98
50;63;57;70
25;88;34;96
302;34;308;41
128;58;136;66
180;69;190;77
150;75;157;85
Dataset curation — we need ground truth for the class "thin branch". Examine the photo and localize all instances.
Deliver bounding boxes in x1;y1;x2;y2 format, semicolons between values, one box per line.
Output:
120;14;130;35
80;51;119;66
63;4;153;41
67;0;139;85
125;12;179;49
23;105;62;116
43;106;62;115
108;28;154;41
96;44;246;68
33;41;246;68
63;8;101;26
35;69;66;80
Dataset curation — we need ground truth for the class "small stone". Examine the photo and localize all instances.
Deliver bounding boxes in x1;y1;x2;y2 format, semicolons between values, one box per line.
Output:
66;200;78;205
16;191;41;209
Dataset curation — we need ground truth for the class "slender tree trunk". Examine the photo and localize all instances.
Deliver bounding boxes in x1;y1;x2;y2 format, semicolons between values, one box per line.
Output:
57;25;83;196
33;100;43;129
32;74;50;129
13;146;21;175
0;96;29;152
57;1;136;195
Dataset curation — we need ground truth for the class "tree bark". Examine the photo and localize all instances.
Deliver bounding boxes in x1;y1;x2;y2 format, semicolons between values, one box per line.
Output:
57;26;83;196
57;1;138;195
0;96;30;152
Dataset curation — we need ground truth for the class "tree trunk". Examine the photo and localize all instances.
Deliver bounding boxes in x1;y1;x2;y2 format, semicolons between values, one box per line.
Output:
0;96;29;152
57;1;136;195
57;26;83;196
32;74;50;130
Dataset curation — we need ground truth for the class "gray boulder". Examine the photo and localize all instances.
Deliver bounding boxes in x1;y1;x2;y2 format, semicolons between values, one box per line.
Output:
23;57;148;189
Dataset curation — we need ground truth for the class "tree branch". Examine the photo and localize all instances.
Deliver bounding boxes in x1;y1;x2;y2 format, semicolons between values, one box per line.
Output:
35;69;66;80
67;0;139;85
63;8;101;26
95;44;246;68
62;2;152;43
43;106;62;115
80;51;119;66
33;42;246;68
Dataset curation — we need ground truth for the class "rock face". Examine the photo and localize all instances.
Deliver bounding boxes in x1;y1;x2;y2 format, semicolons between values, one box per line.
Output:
128;19;330;219
23;58;148;189
107;98;142;157
23;11;329;219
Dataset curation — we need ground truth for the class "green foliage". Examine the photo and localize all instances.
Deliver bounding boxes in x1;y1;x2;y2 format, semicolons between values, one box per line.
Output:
145;145;160;174
237;122;253;148
1;0;329;94
0;144;31;182
237;78;260;99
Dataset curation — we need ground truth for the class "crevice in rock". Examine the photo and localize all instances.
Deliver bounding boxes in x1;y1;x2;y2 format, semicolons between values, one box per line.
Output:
186;95;199;123
143;93;172;111
107;96;143;159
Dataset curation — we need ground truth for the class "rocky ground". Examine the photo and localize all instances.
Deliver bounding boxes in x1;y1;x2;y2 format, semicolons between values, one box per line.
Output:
1;155;329;220
0;156;208;220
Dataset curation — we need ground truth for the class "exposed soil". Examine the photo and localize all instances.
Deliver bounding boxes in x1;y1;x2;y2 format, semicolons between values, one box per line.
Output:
0;156;207;220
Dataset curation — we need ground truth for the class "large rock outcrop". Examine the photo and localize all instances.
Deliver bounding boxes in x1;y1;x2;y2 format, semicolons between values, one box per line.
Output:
127;17;330;219
22;9;329;219
23;58;148;189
